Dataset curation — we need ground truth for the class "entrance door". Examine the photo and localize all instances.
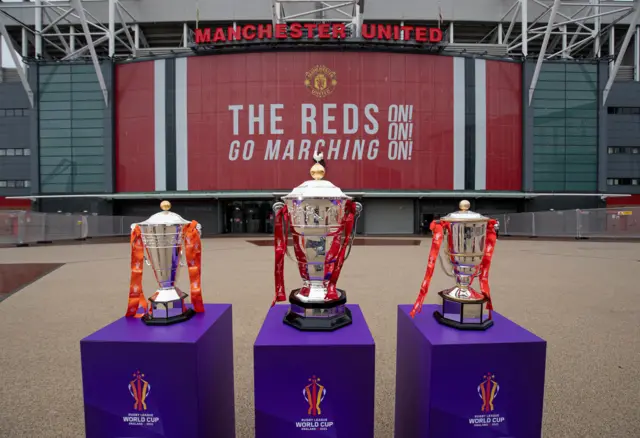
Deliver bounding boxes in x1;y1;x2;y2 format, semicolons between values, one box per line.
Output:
223;200;274;234
225;202;245;233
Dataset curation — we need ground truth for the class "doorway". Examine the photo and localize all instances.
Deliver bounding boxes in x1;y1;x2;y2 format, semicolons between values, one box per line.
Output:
222;200;274;234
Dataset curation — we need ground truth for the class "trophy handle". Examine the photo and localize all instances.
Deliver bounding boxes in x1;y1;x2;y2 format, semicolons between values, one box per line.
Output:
437;227;455;278
273;202;296;262
344;202;363;260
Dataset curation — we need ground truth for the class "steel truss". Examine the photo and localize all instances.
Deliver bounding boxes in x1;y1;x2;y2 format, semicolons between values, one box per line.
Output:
272;0;364;37
0;0;147;107
482;0;639;104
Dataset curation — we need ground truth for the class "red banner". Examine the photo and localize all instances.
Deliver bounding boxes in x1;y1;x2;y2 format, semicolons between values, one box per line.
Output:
186;52;454;191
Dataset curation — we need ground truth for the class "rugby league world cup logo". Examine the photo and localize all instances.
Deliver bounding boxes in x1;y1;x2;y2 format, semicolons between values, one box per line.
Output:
303;375;327;416
478;373;499;412
129;370;151;411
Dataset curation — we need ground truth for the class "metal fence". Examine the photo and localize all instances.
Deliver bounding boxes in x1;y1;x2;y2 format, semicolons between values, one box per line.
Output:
492;207;640;239
0;211;148;246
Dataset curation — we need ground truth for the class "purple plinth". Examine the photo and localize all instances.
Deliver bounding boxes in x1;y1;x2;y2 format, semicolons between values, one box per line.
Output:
395;305;546;438
80;304;236;438
254;304;375;438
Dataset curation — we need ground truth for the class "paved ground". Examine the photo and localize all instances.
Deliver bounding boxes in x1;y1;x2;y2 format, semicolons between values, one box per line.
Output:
0;237;639;438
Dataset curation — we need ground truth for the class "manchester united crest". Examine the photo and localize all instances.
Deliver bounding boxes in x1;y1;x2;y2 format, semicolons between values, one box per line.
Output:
304;65;337;98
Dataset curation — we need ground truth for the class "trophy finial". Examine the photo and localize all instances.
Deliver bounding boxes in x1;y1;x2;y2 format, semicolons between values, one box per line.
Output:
310;151;326;180
160;200;172;211
459;200;470;211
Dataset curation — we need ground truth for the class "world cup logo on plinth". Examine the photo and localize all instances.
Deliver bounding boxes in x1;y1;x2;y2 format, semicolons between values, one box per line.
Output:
125;201;205;325
410;200;498;330
272;152;362;331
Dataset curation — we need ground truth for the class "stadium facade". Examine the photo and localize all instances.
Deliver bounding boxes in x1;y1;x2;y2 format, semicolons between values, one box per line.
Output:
0;0;640;235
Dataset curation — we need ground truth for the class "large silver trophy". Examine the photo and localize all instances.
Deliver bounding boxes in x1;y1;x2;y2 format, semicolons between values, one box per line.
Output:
272;152;362;331
126;201;204;326
411;200;498;331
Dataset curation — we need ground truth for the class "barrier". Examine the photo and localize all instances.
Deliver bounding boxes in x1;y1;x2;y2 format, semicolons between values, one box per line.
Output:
0;211;147;246
493;207;640;239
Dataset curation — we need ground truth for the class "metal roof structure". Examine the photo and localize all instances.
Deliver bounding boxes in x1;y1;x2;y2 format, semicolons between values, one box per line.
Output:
0;0;639;108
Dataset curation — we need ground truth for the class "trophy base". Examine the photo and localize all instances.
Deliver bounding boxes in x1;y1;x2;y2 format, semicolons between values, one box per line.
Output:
142;308;196;326
433;291;494;331
142;288;196;326
283;288;352;332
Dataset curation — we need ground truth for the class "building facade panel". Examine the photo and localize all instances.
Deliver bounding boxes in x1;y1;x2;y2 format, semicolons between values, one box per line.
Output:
529;62;599;193
115;60;156;193
603;81;640;194
485;60;522;191
37;63;113;194
0;82;31;196
114;52;525;193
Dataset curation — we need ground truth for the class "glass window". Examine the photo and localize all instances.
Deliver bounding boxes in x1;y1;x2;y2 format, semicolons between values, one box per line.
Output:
15;149;23;156
15;181;24;188
6;109;14;117
23;109;29;117
6;181;15;188
6;149;15;156
24;180;31;188
632;148;639;154
0;110;4;117
24;149;31;156
607;178;614;185
0;149;5;156
633;179;639;185
0;181;6;188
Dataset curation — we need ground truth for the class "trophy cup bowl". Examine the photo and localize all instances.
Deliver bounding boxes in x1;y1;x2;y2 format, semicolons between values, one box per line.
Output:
433;200;494;330
273;154;362;331
134;201;200;325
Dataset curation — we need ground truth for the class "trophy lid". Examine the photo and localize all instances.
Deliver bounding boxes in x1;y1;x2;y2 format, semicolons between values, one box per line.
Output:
440;200;489;222
137;201;191;226
282;152;351;200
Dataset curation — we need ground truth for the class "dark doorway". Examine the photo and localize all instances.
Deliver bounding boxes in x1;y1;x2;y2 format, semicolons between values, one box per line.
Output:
222;200;274;234
420;214;434;235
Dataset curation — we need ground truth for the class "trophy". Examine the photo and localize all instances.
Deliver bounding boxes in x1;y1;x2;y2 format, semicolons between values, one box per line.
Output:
125;201;205;326
410;200;498;330
272;152;363;331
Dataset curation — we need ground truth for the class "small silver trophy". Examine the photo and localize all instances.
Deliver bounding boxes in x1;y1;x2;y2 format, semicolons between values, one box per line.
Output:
272;152;362;331
128;201;203;326
412;200;498;330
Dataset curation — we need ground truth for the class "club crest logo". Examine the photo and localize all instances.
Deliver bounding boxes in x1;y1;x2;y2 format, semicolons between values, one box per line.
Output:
478;372;499;412
129;370;151;411
304;65;337;98
303;375;326;416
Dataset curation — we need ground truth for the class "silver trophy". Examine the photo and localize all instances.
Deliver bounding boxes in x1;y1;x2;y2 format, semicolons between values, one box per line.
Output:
272;152;362;331
433;200;496;330
132;201;202;326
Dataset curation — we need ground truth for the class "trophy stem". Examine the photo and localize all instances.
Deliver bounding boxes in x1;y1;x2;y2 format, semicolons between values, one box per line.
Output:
453;274;473;299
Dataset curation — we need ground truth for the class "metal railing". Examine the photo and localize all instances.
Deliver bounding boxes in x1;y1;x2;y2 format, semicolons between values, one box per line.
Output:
492;207;640;239
0;211;147;246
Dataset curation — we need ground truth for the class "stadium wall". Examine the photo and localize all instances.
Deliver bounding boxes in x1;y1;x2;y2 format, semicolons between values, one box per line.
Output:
114;52;523;194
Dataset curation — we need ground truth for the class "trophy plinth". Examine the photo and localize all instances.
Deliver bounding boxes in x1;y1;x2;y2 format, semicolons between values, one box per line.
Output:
433;291;494;330
284;288;352;331
272;152;362;332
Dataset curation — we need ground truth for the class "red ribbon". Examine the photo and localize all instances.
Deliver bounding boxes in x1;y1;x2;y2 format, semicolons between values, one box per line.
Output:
410;220;444;318
326;200;357;300
273;205;289;306
183;221;205;313
125;225;148;318
291;231;311;297
477;219;498;316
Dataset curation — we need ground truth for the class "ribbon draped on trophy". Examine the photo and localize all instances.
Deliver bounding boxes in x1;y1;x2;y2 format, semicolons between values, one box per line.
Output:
126;200;205;326
410;200;498;331
272;152;363;332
